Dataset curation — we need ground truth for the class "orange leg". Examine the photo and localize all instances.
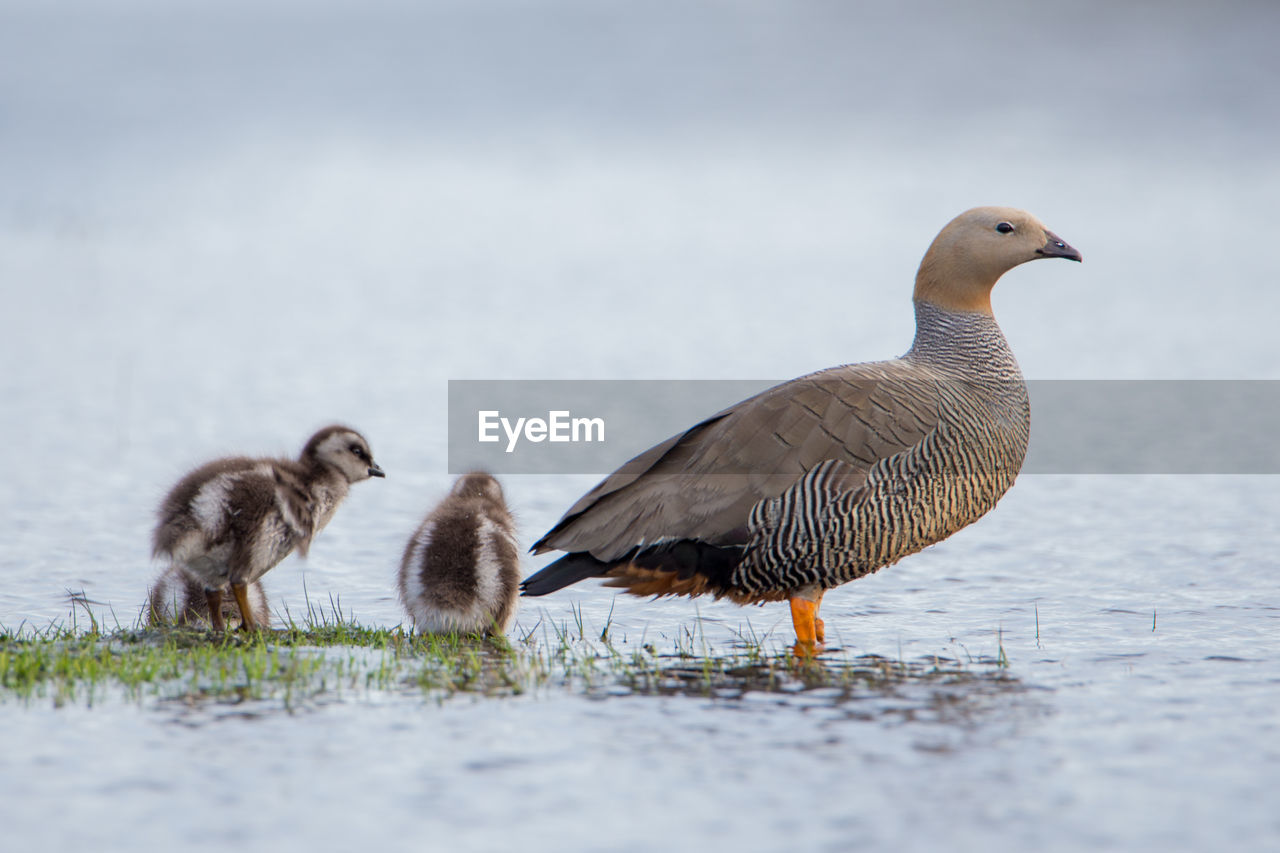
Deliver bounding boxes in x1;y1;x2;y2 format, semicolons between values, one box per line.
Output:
790;589;828;655
231;583;258;632
205;588;226;632
789;598;820;656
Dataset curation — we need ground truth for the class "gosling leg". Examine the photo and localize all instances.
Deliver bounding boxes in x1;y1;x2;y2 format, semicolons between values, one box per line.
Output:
231;583;258;632
205;588;226;632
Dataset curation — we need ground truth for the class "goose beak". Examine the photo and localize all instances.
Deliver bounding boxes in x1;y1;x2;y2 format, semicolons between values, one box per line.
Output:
1037;230;1082;262
368;464;386;478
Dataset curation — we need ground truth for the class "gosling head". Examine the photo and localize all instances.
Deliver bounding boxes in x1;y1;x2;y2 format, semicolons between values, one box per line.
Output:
304;425;386;483
449;471;505;505
914;206;1081;315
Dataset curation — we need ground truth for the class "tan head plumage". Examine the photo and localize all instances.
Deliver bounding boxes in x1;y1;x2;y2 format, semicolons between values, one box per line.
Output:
913;206;1081;315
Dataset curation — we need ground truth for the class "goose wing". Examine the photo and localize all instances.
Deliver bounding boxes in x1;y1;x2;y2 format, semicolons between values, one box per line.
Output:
531;359;945;562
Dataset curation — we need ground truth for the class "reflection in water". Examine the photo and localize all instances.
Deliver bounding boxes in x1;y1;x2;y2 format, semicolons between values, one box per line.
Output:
587;651;1032;732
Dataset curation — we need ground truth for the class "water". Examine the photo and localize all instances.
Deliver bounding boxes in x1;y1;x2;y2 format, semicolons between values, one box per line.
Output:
2;1;1279;850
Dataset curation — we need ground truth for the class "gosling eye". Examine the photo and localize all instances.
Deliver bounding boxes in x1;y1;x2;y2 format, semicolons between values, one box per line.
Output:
995;222;1015;234
348;443;367;460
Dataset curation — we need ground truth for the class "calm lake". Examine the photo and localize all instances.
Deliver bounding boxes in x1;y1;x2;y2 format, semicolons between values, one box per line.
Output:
2;1;1278;850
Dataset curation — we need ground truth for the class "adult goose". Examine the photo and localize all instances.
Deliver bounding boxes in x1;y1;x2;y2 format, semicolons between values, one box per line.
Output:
521;207;1080;651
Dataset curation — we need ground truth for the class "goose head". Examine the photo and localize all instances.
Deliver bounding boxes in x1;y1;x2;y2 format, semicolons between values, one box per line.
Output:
913;206;1081;314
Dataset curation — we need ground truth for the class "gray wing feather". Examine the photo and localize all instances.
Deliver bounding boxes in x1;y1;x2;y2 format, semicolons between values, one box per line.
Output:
534;359;946;561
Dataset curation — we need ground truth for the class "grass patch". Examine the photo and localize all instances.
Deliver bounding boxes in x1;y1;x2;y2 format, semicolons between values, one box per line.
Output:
0;604;1019;712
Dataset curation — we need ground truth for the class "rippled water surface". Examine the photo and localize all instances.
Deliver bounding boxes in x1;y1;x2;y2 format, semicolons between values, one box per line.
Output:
2;1;1279;851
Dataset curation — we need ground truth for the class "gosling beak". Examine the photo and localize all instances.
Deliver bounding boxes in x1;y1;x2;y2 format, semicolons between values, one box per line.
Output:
368;464;386;478
1036;230;1083;262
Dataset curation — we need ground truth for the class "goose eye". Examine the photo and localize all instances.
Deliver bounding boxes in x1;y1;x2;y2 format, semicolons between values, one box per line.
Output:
348;444;366;459
996;222;1015;234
